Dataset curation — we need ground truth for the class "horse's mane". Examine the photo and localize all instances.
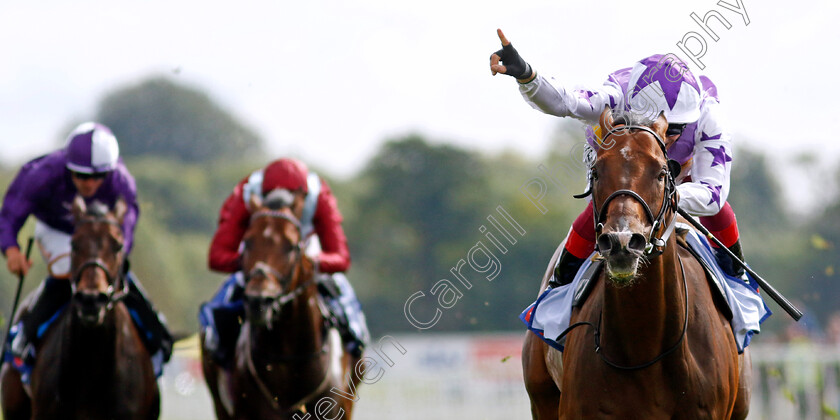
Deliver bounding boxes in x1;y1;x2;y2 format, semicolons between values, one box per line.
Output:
609;108;657;128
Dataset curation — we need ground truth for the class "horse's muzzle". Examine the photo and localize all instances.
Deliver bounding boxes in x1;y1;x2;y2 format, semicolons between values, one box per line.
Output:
74;291;110;325
598;231;647;284
597;231;647;256
244;293;282;327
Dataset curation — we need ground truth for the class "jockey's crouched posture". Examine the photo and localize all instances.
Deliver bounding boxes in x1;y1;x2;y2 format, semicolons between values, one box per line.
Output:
200;158;370;366
490;29;747;285
0;123;173;377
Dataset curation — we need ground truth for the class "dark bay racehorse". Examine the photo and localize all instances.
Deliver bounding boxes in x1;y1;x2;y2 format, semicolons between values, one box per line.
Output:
201;191;361;419
1;196;159;420
522;109;751;419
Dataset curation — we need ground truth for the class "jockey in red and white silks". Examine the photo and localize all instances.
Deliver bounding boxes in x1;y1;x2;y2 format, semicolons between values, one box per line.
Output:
200;158;369;364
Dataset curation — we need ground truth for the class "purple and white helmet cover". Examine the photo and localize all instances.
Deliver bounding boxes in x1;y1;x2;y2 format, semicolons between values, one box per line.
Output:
65;122;120;174
626;54;702;124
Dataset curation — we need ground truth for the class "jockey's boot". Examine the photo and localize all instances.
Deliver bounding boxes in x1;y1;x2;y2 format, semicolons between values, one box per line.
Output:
548;249;586;288
714;240;747;280
318;274;369;358
124;272;174;367
10;277;71;364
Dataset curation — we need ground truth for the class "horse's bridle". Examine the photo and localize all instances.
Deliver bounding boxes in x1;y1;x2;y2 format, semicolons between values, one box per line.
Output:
70;218;128;309
245;210;313;312
557;124;689;370
244;209;329;414
581;124;680;257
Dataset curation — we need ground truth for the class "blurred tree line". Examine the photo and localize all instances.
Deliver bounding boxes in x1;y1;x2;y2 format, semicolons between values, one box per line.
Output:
1;76;837;340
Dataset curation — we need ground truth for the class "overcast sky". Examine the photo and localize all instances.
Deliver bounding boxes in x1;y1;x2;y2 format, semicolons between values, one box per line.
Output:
2;0;839;209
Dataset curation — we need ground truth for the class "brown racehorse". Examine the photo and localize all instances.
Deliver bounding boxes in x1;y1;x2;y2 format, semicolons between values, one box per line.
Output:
1;196;159;420
201;191;362;420
522;108;751;419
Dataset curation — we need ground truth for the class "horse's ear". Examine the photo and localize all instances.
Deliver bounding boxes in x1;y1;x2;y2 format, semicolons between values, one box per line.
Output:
292;190;306;219
248;191;263;212
598;106;614;133
114;197;127;224
652;112;669;140
300;252;315;280
72;195;87;221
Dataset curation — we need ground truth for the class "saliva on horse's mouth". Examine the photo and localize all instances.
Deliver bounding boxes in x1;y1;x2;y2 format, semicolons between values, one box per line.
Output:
604;251;644;286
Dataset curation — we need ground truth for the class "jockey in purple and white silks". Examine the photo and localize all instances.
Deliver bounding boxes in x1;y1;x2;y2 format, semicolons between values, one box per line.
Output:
490;29;745;286
0;122;172;377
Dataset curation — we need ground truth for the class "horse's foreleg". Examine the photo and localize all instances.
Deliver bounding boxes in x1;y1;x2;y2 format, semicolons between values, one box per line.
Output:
200;333;234;420
731;348;751;420
1;363;31;420
522;332;561;420
338;352;363;420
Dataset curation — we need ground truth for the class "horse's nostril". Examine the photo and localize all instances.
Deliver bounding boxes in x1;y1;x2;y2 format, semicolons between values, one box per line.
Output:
597;235;614;254
628;233;647;252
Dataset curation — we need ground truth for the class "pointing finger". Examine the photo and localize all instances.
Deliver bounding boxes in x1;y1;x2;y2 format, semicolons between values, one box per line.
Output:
497;28;510;46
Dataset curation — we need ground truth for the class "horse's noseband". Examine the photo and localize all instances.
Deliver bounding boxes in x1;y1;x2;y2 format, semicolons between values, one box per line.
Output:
72;258;129;309
587;125;679;257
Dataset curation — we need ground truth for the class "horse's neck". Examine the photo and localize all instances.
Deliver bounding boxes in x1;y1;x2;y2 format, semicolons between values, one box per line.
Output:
64;307;124;369
600;240;686;360
53;307;125;403
251;289;324;358
46;305;151;417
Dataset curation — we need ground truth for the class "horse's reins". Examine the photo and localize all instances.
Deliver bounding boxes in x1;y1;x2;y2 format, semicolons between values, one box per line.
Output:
244;209;332;413
558;123;689;370
70;217;129;308
553;258;688;370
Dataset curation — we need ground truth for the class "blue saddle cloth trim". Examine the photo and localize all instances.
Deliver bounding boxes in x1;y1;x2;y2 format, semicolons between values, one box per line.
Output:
4;282;167;382
520;228;771;354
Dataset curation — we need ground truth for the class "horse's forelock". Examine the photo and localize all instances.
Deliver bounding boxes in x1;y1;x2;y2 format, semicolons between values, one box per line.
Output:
264;189;295;210
85;201;110;218
610;109;656;128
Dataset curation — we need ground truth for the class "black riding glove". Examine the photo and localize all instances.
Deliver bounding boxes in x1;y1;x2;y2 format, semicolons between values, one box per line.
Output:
494;43;533;80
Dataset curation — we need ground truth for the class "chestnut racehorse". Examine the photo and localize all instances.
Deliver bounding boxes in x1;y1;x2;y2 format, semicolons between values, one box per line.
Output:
522;109;751;419
1;196;159;420
201;191;362;419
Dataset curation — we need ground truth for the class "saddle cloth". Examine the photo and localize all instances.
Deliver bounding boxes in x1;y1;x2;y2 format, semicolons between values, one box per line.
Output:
520;223;771;353
4;305;165;384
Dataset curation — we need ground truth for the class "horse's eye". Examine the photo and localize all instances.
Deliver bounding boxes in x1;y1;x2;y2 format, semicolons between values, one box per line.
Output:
591;169;599;181
111;238;124;252
658;170;667;182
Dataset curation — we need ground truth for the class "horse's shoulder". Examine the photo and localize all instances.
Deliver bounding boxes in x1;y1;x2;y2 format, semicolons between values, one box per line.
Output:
675;239;735;322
